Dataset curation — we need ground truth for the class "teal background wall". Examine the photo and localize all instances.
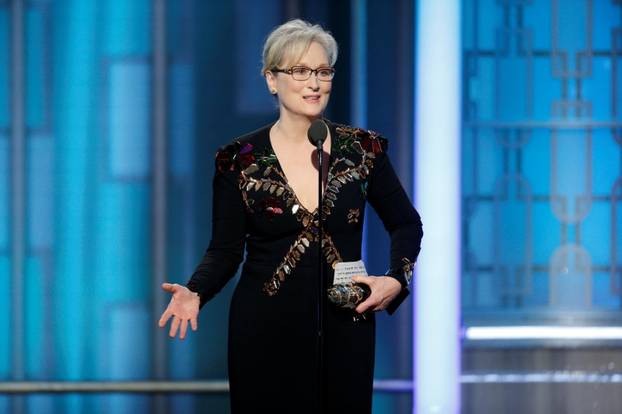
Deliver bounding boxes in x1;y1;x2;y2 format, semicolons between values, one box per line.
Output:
4;0;621;413
462;0;622;323
1;0;415;413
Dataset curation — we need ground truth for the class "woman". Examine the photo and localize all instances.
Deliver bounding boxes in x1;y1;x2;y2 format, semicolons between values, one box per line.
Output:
158;19;422;413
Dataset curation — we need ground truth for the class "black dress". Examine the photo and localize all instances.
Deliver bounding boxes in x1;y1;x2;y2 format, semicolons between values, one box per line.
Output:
186;120;423;414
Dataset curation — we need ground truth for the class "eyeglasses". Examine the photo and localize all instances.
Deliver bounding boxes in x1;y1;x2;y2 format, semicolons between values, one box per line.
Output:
271;66;335;82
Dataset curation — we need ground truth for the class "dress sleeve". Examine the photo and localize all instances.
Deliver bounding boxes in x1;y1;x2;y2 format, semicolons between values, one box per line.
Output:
366;137;423;315
186;151;247;308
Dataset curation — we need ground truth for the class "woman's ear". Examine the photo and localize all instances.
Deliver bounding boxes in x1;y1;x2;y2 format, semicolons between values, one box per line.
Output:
265;71;277;95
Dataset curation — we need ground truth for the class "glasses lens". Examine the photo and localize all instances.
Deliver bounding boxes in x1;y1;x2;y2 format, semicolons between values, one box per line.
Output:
317;68;334;81
291;67;311;80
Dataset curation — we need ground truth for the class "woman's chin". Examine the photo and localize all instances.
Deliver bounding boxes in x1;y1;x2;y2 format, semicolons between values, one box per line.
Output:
281;102;328;119
301;105;327;118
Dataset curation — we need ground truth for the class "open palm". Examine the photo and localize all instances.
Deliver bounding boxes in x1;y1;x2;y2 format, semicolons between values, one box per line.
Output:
158;283;200;340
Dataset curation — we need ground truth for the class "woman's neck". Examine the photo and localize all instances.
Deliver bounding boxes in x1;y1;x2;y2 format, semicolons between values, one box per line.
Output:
275;111;321;143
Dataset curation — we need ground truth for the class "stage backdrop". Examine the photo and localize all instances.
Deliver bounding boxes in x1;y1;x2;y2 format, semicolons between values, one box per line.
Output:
0;0;415;413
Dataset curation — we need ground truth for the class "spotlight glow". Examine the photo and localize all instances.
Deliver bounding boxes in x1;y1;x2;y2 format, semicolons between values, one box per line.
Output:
415;0;462;413
465;326;622;340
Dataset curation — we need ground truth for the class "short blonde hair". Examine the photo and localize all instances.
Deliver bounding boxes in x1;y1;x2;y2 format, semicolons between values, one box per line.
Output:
261;19;338;74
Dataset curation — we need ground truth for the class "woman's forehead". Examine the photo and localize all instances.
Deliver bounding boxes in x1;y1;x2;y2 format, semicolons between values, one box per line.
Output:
282;42;329;67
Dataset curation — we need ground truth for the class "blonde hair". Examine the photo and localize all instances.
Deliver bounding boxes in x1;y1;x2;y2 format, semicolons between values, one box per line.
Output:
261;19;338;74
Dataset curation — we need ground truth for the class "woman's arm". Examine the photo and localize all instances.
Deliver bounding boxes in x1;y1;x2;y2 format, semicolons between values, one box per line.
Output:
185;149;247;308
364;136;423;314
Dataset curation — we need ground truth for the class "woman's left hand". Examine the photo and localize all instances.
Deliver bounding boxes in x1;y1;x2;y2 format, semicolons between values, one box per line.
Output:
350;275;403;314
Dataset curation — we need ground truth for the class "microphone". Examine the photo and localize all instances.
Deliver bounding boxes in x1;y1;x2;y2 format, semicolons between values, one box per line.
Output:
309;117;328;410
307;119;328;147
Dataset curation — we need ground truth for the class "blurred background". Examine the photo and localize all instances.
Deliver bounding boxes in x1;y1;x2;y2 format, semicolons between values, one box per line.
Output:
1;0;621;413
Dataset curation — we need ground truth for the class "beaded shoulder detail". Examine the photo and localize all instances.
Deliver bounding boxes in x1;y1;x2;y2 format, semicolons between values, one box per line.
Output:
215;141;252;173
215;139;278;175
332;124;388;158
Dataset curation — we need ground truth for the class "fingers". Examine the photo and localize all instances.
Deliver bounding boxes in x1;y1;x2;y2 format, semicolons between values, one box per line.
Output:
158;309;172;328
356;296;378;314
353;275;376;313
351;275;374;286
169;316;181;338
190;317;198;331
161;282;178;293
179;319;189;340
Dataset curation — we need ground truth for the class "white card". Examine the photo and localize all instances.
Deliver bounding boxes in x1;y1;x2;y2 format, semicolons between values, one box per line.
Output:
333;260;368;285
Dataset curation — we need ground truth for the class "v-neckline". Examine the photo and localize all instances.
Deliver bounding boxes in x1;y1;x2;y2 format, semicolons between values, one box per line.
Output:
266;119;334;216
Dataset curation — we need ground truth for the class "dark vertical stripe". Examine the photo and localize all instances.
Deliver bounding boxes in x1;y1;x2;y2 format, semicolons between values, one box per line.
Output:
152;0;168;412
350;0;368;259
10;0;25;413
284;0;301;18
396;0;413;190
396;4;414;413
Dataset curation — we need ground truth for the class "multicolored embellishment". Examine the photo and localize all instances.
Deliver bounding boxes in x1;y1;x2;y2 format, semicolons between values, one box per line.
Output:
219;124;387;296
347;208;360;224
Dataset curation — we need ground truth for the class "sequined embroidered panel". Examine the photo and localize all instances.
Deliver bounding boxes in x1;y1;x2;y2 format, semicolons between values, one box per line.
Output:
216;123;387;296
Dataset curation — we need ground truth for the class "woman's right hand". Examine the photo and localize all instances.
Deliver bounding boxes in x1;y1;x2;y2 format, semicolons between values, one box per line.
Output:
158;283;200;340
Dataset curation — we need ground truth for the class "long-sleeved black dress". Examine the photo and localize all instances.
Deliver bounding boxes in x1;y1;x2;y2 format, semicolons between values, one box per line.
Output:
186;119;423;414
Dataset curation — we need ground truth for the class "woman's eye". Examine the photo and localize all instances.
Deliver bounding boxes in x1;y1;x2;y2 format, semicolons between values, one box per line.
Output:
318;69;332;77
292;67;309;75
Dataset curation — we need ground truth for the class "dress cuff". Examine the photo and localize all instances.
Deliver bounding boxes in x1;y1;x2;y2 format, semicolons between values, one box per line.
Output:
384;257;415;288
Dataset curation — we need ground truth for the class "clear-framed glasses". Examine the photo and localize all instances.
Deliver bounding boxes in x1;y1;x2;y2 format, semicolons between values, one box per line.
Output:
271;66;335;82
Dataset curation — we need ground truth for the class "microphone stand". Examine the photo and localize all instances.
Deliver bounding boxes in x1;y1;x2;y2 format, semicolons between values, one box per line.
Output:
316;140;325;414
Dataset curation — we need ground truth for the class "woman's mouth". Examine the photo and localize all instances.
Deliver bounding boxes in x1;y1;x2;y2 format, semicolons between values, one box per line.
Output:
303;95;321;103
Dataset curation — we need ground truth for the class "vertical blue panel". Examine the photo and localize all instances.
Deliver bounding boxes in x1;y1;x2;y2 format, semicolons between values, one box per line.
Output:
93;184;152;303
593;1;619;50
27;136;53;249
26;135;54;394
169;64;194;178
416;0;461;412
0;138;8;250
108;62;151;179
583;57;611;120
25;256;45;377
592;131;622;194
234;0;280;114
555;0;588;54
523;0;552;50
475;0;501;51
533;57;561;120
351;0;368;263
26;7;45;128
470;58;495;121
168;59;198;413
496;50;531;121
26;395;54;414
0;8;9;128
105;305;150;414
103;0;151;56
0;142;9;383
53;4;98;414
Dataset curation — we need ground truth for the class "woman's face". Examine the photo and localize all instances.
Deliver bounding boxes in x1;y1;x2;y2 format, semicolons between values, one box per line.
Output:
266;41;332;120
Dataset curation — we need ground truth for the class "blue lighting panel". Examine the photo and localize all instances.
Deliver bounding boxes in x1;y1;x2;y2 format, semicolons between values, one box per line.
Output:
0;138;7;250
415;0;461;412
103;0;152;56
170;63;195;178
108;62;151;179
26;7;46;128
105;305;150;413
0;8;9;128
27;136;53;249
234;0;281;114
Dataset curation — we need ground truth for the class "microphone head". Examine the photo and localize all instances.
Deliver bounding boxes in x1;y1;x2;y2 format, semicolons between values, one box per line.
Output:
307;119;328;146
